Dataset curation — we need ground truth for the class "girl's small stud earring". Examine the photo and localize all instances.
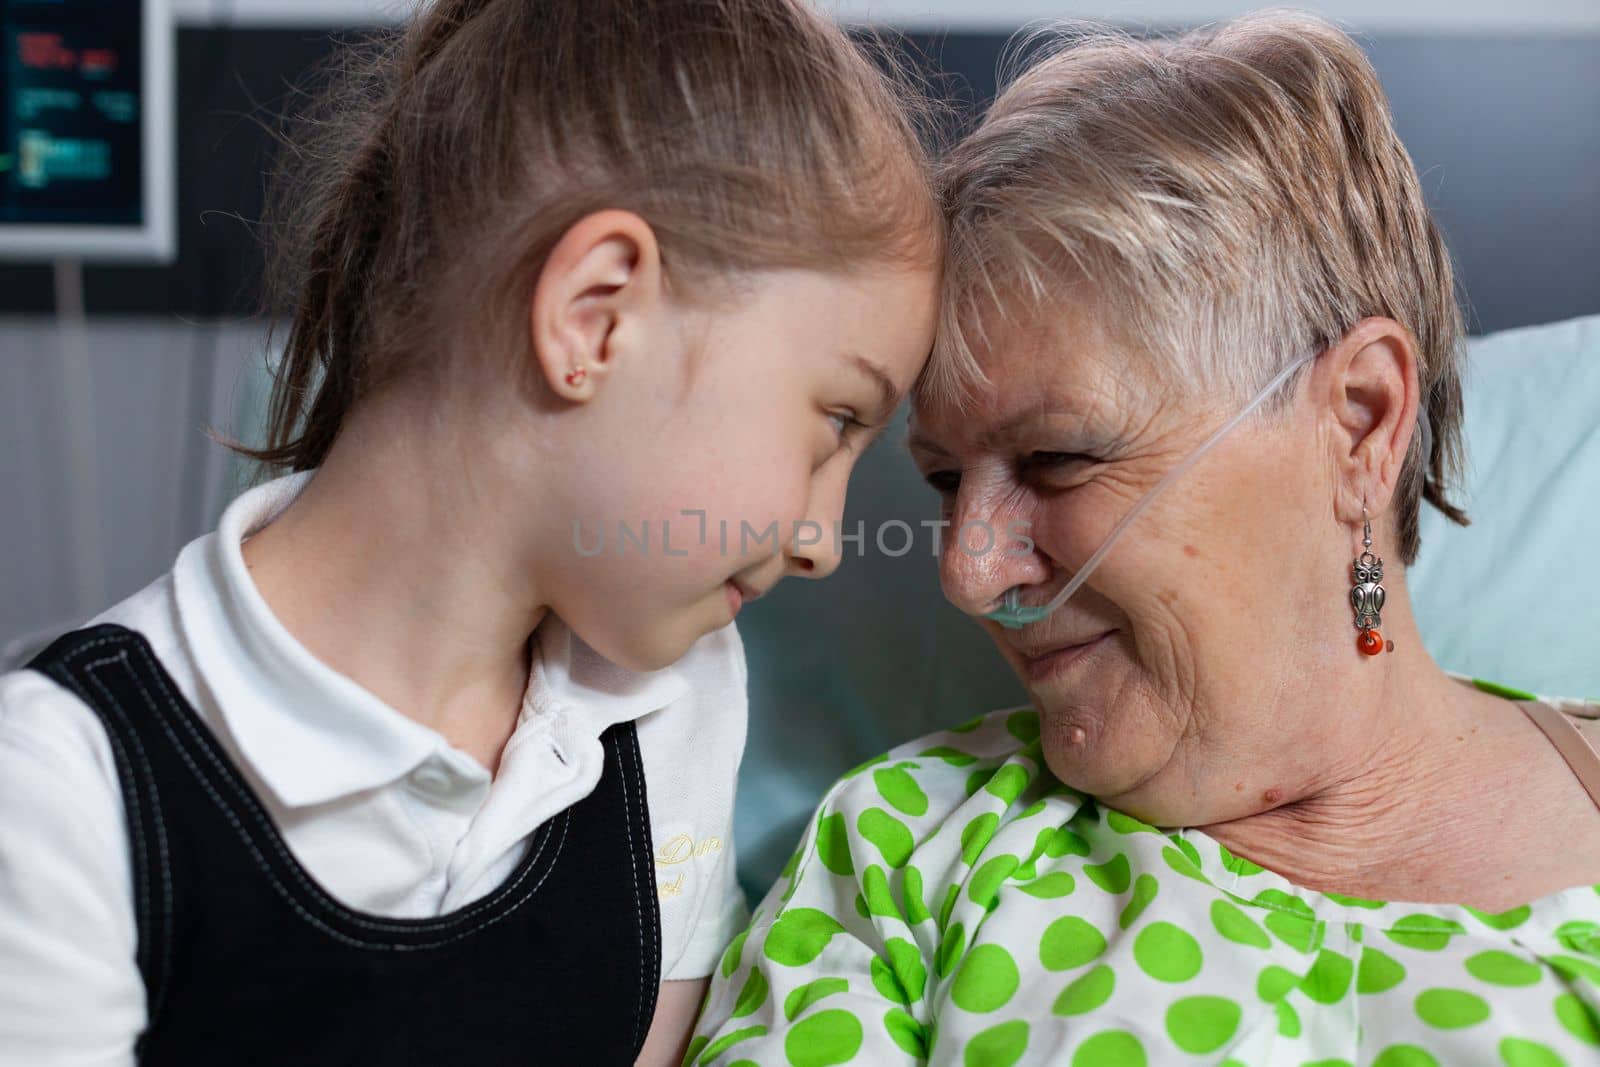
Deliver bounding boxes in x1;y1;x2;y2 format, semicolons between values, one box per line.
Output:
564;366;588;388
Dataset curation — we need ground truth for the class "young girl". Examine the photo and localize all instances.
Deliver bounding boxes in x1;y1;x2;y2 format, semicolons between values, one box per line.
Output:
0;1;941;1063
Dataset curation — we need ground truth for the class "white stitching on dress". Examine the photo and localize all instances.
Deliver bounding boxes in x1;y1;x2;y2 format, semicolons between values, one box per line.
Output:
60;657;149;946
80;650;176;1027
620;724;662;1053
638;734;660;1007
618;724;647;1052
50;645;160;1014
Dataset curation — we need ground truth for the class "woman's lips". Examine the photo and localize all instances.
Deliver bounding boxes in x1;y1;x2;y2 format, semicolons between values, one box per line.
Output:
1020;631;1114;682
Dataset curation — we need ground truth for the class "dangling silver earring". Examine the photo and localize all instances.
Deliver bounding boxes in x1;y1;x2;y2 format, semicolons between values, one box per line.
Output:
1350;505;1388;656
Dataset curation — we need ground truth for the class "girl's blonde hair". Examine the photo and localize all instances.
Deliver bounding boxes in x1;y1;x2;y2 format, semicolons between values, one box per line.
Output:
245;0;942;471
934;10;1468;564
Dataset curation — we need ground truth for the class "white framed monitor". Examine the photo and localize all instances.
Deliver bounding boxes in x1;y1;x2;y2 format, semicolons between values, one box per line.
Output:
0;0;174;262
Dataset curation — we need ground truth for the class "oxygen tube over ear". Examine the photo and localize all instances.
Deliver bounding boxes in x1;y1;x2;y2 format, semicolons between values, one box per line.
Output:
987;350;1320;629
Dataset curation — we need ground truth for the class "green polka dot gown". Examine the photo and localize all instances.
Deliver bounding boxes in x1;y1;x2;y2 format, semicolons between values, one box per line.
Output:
688;678;1600;1066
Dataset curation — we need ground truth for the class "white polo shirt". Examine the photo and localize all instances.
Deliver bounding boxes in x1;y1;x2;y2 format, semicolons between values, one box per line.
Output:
0;473;749;1064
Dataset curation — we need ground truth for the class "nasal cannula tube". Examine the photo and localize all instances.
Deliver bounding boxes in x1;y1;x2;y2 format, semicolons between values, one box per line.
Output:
987;350;1319;629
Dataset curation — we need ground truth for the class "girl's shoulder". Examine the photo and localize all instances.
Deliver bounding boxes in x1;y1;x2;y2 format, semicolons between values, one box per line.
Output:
2;569;186;760
0;665;111;764
0;658;134;900
0;642;147;1059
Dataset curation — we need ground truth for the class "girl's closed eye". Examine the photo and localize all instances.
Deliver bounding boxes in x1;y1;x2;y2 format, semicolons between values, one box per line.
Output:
826;410;875;450
813;410;863;470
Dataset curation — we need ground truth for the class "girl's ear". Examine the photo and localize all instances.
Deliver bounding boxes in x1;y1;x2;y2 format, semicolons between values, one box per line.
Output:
1321;316;1422;525
530;210;663;402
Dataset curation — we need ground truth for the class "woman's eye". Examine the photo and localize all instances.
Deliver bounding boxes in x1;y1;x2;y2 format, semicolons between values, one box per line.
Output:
826;412;850;439
924;471;961;496
1021;452;1098;485
1024;451;1094;471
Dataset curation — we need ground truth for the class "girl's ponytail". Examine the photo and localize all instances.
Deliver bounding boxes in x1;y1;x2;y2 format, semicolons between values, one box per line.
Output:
246;0;496;470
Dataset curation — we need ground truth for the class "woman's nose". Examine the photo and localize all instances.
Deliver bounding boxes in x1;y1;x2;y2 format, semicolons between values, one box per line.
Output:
939;480;1048;616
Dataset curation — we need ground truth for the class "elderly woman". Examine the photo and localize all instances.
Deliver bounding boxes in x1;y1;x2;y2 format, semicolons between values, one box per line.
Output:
688;12;1600;1067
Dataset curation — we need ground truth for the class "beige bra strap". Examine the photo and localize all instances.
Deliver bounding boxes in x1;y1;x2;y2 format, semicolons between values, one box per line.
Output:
1521;700;1600;811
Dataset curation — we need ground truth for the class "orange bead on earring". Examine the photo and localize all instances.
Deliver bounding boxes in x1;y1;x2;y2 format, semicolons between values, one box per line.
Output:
564;366;587;387
1358;628;1384;656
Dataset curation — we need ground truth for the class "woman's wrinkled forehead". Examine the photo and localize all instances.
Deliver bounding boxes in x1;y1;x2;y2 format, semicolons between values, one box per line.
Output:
912;301;1168;456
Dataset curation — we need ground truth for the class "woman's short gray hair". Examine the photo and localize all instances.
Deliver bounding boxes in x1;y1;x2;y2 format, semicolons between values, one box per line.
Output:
929;10;1469;564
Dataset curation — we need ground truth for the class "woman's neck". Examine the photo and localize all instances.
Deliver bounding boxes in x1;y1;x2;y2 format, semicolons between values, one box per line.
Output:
1200;626;1600;911
239;396;544;774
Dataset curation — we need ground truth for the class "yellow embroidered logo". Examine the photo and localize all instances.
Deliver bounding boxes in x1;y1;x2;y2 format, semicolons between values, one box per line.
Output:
655;833;722;866
655;834;722;900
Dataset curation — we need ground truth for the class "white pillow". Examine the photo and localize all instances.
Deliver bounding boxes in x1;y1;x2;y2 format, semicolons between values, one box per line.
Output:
1411;315;1600;699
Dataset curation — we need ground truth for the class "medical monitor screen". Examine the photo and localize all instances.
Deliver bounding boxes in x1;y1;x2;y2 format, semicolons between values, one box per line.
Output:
0;0;172;261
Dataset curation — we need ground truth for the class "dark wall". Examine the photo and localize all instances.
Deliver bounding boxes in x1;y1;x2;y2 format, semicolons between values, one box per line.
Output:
1;27;1596;331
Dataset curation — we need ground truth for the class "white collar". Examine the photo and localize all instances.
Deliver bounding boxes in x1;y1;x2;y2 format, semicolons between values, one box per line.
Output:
527;613;691;728
172;470;688;808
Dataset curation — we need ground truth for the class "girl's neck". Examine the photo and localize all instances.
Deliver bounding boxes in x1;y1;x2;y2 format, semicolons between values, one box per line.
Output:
240;395;544;775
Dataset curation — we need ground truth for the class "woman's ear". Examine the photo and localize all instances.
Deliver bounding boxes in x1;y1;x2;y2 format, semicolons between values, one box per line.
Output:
1322;316;1422;524
530;210;663;402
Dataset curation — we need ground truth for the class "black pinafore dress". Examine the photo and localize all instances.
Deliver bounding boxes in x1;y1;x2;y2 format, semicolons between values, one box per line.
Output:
26;624;661;1066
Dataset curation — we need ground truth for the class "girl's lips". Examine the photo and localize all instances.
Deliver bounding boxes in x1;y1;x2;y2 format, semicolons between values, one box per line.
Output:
1021;631;1114;682
726;578;765;616
729;577;766;604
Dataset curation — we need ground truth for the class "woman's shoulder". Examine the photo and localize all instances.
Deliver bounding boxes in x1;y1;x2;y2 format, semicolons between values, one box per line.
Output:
760;702;1094;926
1448;670;1600;716
711;703;1600;1067
1447;668;1600;753
817;704;1050;822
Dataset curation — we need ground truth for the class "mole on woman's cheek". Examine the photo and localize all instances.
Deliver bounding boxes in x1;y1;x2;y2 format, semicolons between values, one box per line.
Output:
1262;787;1284;805
1183;543;1200;558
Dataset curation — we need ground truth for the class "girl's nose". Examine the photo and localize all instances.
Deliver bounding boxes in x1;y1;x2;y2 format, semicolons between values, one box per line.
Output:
787;475;846;581
786;535;841;580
